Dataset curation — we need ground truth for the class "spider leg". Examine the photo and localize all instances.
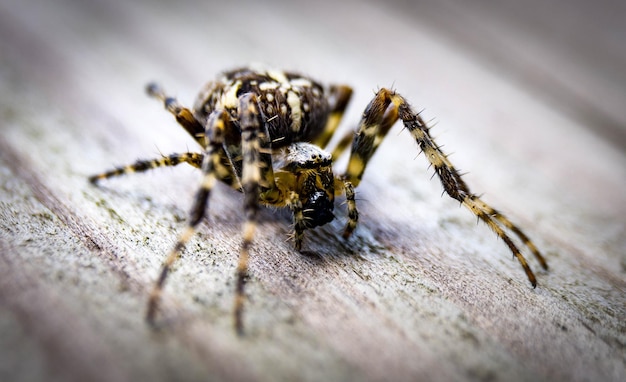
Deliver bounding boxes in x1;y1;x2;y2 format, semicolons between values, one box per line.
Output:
312;84;353;149
146;82;242;190
392;91;548;279
146;83;206;145
233;93;271;335
466;197;548;270
329;130;354;161
337;178;358;238
288;192;306;250
344;88;546;287
491;212;548;270
146;109;230;325
343;89;399;187
88;152;203;183
90;83;233;186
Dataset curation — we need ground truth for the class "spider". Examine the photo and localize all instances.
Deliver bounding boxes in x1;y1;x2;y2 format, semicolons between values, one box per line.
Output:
89;65;548;334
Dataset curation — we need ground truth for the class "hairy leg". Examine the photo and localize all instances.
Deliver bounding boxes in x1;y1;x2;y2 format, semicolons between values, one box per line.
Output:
89;152;203;183
146;109;230;324
344;88;547;287
312;84;353;149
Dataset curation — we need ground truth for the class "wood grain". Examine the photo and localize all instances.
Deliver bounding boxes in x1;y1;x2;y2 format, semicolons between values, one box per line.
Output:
1;0;624;381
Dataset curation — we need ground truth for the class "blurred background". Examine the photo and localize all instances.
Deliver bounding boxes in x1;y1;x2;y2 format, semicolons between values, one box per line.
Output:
2;0;625;147
1;1;625;381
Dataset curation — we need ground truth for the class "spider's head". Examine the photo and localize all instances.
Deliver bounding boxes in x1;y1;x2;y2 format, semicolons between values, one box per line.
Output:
275;143;335;229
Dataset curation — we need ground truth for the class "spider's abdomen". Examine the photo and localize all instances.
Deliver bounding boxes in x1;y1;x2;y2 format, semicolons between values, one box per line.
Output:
193;66;331;148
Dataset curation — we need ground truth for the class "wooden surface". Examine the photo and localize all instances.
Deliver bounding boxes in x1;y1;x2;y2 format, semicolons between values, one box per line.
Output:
1;0;625;381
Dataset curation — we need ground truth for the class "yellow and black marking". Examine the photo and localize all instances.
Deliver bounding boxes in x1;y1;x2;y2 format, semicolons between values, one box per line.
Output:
344;89;398;187
343;88;546;287
90;66;547;335
287;192;305;250
88;152;203;183
329;129;355;161
339;179;358;238
146;110;228;326
233;93;264;334
147;82;205;144
312;84;353;149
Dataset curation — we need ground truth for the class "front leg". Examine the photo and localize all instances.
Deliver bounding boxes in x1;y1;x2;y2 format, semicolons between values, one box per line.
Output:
233;93;269;335
343;88;547;287
146;109;230;325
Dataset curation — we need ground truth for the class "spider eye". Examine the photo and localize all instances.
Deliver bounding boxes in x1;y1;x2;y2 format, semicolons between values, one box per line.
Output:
303;190;334;228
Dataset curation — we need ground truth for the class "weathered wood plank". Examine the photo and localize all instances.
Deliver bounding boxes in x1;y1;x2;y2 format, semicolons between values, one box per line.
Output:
1;0;624;381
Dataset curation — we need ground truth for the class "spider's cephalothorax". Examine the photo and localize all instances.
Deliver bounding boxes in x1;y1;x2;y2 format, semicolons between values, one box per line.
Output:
89;65;548;334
